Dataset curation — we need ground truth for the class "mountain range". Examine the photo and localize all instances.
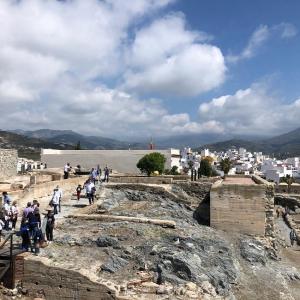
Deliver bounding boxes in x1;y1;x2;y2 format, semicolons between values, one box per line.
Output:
197;127;300;158
13;129;144;150
2;127;300;159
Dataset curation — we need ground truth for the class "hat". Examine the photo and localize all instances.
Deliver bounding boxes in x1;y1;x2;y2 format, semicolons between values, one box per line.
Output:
44;206;53;212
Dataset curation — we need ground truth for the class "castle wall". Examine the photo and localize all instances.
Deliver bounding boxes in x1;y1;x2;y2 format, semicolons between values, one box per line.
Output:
0;149;18;179
210;176;274;236
41;149;173;174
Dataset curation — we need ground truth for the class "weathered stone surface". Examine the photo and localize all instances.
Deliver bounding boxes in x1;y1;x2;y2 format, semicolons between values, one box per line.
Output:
22;257;117;300
96;236;119;248
101;255;128;273
240;239;267;265
0;149;18;179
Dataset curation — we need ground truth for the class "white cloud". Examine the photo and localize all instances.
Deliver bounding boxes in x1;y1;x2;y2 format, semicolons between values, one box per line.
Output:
276;22;298;38
123;14;226;96
0;0;228;138
0;81;35;102
227;23;297;62
198;82;300;135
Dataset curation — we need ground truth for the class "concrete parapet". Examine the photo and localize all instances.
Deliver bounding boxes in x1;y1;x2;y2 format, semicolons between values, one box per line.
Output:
210;176;274;236
41;149;174;174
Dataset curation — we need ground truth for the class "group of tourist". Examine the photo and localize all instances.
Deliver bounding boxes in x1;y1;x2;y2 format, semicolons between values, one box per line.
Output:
64;162;110;183
20;186;63;253
0;192;19;235
89;165;110;183
0;186;62;254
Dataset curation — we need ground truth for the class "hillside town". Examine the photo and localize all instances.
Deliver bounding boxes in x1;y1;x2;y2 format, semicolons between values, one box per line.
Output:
180;146;300;184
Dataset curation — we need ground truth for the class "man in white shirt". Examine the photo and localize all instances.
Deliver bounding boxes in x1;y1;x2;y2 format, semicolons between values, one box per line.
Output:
64;163;71;179
85;180;95;205
52;186;63;214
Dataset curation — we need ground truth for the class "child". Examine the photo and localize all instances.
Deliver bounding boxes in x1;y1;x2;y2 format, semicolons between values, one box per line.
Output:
76;184;83;201
11;201;19;229
45;208;55;242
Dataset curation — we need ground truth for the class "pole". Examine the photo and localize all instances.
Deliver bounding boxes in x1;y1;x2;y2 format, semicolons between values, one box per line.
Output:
10;234;13;261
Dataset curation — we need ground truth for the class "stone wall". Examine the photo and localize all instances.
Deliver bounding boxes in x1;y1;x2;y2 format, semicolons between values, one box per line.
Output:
174;181;213;225
0;149;18;179
22;257;118;300
275;183;300;194
110;176;173;184
210;177;274;236
41;149;173;174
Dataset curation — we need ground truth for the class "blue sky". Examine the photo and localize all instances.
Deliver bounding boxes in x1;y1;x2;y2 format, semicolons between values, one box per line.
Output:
0;0;299;139
168;0;300;116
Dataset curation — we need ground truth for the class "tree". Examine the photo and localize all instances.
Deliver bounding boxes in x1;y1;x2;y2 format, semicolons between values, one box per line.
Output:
137;152;166;176
75;140;81;150
199;158;212;177
165;166;180;175
204;156;214;164
281;175;295;193
220;158;231;175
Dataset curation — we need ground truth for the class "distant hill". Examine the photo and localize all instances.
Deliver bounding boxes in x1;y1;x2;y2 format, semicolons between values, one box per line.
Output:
197;127;300;158
0;130;72;160
13;129;145;150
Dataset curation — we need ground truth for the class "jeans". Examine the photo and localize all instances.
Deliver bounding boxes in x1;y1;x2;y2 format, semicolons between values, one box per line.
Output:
46;226;54;241
87;193;94;205
53;204;59;215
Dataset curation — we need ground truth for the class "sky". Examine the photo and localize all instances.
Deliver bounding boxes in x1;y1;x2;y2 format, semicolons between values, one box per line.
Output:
0;0;299;140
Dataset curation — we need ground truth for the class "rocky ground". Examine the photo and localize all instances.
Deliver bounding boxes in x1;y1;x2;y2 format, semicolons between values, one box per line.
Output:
26;182;300;299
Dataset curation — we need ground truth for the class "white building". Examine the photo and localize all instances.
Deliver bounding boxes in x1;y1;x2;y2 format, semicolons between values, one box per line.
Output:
201;149;210;157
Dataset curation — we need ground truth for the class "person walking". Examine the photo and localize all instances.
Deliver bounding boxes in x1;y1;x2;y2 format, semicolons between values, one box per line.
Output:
45;208;55;242
51;187;61;215
64;163;71;179
3;195;12;231
104;166;109;183
97;165;102;181
76;184;83;201
28;208;43;255
11;201;19;230
85;180;95;205
290;229;298;246
20;217;31;251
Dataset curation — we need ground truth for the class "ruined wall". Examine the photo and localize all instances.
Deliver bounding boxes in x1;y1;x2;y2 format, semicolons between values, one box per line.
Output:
22;257;117;300
275;184;300;194
41;149;172;174
0;149;18;179
210;179;274;236
110;176;173;184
